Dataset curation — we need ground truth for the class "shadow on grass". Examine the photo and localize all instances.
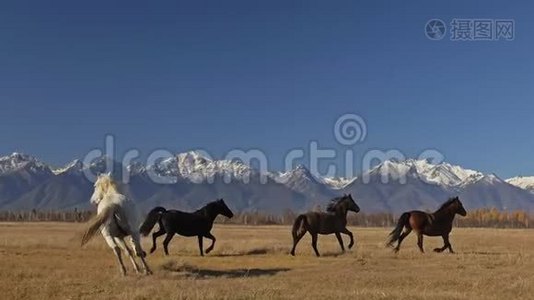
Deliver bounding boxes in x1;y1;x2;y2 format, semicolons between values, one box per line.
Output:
161;261;290;278
320;251;347;257
212;247;272;257
463;251;504;256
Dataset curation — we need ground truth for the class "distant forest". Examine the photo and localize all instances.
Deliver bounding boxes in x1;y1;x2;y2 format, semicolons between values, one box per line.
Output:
0;208;531;228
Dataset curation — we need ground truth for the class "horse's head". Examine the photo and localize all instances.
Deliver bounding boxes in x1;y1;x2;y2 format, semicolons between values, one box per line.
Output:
216;199;234;219
345;193;361;213
452;197;467;216
90;173;118;205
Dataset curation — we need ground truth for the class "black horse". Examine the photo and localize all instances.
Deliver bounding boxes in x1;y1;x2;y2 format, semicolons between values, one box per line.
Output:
140;199;234;256
387;196;467;253
290;194;360;257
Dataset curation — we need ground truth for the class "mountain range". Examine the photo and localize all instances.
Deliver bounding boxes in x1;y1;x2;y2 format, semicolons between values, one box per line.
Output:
1;152;534;214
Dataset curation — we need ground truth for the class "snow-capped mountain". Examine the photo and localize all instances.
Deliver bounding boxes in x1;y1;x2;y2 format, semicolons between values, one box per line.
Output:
2;152;534;213
506;176;534;193
0;152;51;175
274;165;334;202
343;159;534;212
0;153;56;208
146;151;258;183
321;176;356;190
53;159;83;175
360;159;483;188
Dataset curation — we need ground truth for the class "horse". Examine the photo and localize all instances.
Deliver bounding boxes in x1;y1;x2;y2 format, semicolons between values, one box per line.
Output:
80;173;152;276
139;199;234;256
387;196;467;253
290;194;360;257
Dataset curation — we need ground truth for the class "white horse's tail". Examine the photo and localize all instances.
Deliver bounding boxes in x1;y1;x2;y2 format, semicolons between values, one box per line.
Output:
81;204;118;246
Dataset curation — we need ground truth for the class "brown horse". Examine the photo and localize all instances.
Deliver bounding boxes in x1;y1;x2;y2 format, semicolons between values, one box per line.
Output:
290;194;360;257
387;196;467;253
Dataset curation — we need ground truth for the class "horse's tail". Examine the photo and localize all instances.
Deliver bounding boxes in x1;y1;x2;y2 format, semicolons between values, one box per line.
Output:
139;206;166;236
387;212;411;247
292;214;308;239
81;204;118;246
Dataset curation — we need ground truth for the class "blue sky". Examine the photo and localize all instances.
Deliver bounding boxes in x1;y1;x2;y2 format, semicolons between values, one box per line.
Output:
0;0;533;178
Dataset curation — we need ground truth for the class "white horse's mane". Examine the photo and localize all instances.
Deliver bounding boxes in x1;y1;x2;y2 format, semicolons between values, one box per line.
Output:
91;173;126;205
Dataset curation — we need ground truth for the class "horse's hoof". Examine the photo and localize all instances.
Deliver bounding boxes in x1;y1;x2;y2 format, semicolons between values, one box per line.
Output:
433;248;442;253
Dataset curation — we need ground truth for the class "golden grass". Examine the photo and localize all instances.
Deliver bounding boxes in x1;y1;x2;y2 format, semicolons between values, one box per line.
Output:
1;223;533;299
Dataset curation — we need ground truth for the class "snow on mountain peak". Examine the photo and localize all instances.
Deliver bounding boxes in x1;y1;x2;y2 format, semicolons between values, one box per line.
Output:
276;165;317;184
321;176;357;190
53;159;84;175
147;151;256;183
126;161;146;176
0;152;50;174
363;158;484;187
176;150;212;164
506;176;534;192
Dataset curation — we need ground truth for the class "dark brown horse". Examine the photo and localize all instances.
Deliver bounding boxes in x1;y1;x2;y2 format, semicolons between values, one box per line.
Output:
387;196;467;253
290;194;360;257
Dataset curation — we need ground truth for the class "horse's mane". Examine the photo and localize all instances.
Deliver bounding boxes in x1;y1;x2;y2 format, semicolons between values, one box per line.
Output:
436;197;457;212
195;200;218;214
95;175;126;197
326;196;345;212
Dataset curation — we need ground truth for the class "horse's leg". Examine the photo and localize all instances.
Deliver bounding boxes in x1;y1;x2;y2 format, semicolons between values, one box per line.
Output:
340;228;354;249
311;233;320;257
197;235;204;256
335;232;345;253
290;229;306;256
434;234;448;253
150;227;166;254
129;232;146;258
162;233;175;256
138;254;152;275
416;232;424;253
112;246;127;276
432;233;455;254
116;238;140;274
394;228;412;253
128;234;152;275
102;230;126;276
447;240;455;253
204;233;216;254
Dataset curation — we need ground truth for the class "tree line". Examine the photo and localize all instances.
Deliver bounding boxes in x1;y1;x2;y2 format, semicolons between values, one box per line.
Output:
0;207;532;228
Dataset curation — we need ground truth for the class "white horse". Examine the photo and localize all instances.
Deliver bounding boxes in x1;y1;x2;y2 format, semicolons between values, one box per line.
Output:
81;173;152;276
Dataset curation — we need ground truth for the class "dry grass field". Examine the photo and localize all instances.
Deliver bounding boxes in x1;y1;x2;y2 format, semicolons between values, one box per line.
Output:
1;223;533;300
